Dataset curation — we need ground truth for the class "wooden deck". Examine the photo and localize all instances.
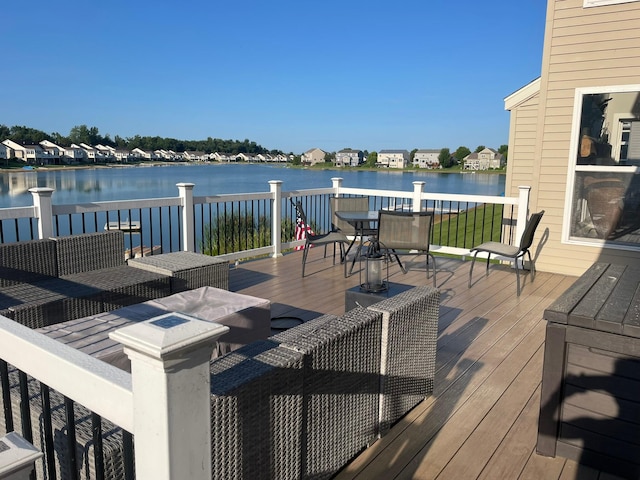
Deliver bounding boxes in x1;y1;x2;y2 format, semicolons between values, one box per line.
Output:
228;248;623;480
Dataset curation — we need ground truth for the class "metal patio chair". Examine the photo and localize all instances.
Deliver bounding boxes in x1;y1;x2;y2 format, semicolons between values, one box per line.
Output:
468;210;545;296
293;201;350;277
376;210;437;287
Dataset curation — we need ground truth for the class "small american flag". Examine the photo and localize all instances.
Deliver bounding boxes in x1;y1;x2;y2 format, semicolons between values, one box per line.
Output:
294;209;315;251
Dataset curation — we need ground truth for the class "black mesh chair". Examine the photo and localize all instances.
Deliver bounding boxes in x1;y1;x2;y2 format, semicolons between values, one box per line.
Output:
376;210;437;287
468;210;545;296
293;201;350;277
329;196;376;237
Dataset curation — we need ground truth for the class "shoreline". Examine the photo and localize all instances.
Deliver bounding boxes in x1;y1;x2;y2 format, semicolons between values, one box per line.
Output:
0;161;505;175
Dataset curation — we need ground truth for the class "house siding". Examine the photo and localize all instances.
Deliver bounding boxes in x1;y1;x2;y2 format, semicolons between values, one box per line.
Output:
506;0;640;276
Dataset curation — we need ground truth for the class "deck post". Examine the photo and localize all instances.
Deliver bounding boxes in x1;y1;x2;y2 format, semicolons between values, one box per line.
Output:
177;183;195;252
29;187;54;239
515;186;532;268
331;177;343;196
269;180;283;258
412;181;425;212
516;186;532;243
110;313;229;480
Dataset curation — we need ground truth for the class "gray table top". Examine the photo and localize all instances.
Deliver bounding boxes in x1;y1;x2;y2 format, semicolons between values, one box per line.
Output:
544;262;640;337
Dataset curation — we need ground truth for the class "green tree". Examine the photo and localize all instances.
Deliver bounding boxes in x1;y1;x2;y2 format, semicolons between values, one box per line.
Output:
366;151;378;167
474;145;486;153
410;148;418;164
498;144;508;162
453;146;471;163
291;155;301;166
69;125;102;146
324;152;335;163
438;148;452;168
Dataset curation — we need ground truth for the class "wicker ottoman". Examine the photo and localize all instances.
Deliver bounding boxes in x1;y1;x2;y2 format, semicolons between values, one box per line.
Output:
127;251;229;292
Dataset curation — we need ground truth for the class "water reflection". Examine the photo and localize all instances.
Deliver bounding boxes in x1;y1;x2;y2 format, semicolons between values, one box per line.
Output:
0;164;505;208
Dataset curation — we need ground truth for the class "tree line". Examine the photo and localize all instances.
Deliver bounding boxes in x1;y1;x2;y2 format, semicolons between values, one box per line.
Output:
0;124;281;155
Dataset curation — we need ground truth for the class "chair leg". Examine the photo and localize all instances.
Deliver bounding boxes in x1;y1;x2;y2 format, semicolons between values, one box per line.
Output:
428;253;437;288
526;250;535;280
468;251;480;288
302;242;310;277
485;253;491;276
391;249;406;273
514;257;521;297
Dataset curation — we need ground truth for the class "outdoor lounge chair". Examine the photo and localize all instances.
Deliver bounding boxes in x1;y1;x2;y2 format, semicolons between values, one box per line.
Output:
468;210;545;296
376;210;437;287
293;201;350;277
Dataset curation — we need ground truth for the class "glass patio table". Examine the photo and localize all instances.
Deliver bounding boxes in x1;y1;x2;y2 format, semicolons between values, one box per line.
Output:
335;210;379;276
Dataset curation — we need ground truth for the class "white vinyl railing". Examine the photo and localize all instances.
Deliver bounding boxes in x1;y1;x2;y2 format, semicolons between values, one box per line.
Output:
4;178;531;262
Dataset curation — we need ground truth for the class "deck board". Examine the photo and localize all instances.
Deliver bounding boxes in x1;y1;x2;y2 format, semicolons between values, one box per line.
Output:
228;248;622;479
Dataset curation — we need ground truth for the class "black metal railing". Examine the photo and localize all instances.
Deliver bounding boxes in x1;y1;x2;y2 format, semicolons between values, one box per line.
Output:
0;359;134;480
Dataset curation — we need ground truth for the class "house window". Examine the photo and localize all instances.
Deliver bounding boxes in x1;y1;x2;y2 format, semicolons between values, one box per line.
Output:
584;0;640;7
566;86;640;248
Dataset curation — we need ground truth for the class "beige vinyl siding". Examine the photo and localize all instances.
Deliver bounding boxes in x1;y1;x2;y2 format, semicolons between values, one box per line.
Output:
505;96;539;199
519;0;640;275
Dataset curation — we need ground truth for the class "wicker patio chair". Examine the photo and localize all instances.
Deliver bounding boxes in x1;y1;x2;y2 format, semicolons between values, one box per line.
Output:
270;309;382;480
376;210;437;287
367;285;440;434
468;210;545;296
209;340;304;480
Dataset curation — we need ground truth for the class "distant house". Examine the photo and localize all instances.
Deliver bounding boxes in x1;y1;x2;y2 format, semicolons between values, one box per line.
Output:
210;152;235;162
504;0;640;276
377;150;410;169
463;148;504;170
335;148;364;167
414;149;441;169
302;148;326;166
39;140;64;163
79;143;105;162
2;140;51;164
63;145;86;163
183;151;208;162
113;149;131;163
0;143;8;162
131;148;157;160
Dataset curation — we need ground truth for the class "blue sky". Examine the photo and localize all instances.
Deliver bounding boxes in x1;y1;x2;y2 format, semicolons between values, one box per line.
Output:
3;1;546;154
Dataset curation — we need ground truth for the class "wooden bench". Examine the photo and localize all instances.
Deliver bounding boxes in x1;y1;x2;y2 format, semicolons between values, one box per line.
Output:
537;262;640;479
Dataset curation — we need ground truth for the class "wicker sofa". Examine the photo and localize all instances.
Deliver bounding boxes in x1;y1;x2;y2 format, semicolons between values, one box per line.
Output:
0;285;439;480
0;231;229;329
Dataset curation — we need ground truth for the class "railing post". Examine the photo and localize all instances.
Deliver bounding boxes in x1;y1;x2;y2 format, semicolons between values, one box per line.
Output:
331;177;343;196
29;187;54;239
0;432;43;480
269;180;283;258
177;183;195;252
110;313;229;480
516;186;532;244
412;181;425;212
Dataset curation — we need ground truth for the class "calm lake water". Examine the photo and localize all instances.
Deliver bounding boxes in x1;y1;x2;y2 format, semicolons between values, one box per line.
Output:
0;163;505;208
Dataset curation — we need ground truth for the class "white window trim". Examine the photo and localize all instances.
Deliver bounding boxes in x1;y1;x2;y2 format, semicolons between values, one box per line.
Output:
584;0;640;7
562;84;640;251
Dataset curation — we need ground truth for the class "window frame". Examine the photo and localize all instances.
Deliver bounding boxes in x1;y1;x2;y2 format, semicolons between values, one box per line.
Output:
584;0;640;7
563;84;640;251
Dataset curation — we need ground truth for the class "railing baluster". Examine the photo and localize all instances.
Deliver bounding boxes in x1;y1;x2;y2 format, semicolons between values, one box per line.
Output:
40;383;58;480
63;396;79;480
92;412;105;480
168;207;173;252
18;371;33;444
0;360;13;432
122;430;134;480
